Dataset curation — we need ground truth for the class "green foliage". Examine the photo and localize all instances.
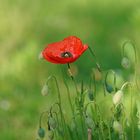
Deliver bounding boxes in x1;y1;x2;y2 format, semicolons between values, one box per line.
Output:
0;0;140;140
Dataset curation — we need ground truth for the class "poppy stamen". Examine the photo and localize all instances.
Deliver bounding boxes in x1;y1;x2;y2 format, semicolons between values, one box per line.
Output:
61;52;73;58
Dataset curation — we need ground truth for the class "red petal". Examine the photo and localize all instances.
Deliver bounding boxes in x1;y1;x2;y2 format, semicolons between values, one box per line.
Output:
42;36;88;64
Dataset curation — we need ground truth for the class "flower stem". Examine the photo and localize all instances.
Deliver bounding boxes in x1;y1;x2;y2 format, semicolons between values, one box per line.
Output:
47;76;62;112
88;46;101;72
67;63;78;94
122;41;137;63
120;82;134;140
89;70;97;100
46;76;66;138
39;111;48;128
130;87;134;140
63;79;74;114
60;66;80;139
122;41;138;92
88;128;92;140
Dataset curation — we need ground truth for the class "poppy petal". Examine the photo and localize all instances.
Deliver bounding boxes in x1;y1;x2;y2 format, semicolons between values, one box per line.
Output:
42;36;88;64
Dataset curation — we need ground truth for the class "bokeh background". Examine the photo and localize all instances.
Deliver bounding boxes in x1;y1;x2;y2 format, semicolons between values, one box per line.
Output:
0;0;140;139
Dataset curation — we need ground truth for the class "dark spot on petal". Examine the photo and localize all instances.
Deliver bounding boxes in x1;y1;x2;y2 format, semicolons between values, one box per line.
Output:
61;52;73;58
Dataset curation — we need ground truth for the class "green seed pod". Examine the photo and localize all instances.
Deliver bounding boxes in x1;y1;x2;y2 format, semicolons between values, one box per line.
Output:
105;83;114;93
88;90;94;101
38;127;45;138
85;116;95;129
48;117;57;130
41;84;49;96
121;57;131;69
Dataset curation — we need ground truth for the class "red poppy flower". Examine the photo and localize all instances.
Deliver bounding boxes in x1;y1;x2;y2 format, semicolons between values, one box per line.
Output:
42;36;88;64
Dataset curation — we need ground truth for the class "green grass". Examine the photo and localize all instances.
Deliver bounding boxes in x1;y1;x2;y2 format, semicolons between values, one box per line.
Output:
0;0;140;139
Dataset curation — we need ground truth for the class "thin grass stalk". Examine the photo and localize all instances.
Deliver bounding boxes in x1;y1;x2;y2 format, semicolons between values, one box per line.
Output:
67;63;78;94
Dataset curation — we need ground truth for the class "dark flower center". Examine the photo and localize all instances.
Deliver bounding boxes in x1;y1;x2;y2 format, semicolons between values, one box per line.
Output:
61;52;73;58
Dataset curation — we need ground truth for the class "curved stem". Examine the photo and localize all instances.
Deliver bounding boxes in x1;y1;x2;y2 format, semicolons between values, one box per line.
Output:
84;101;96;116
130;88;134;140
120;82;134;140
122;41;137;63
39;111;49;128
60;65;80;139
121;41;137;139
60;65;74;114
46;76;67;136
50;102;60;114
88;46;102;72
46;76;63;119
122;41;138;93
120;82;132;91
46;76;61;105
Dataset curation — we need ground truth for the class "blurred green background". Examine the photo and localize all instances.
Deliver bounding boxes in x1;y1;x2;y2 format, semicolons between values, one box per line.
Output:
0;0;140;139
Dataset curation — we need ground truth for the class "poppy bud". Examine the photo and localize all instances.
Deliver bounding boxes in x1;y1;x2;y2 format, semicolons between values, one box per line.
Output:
113;121;122;133
48;130;54;140
41;84;49;96
48;117;57;130
85;116;95;129
121;57;131;69
105;83;114;93
88;90;94;101
38;127;45;138
113;90;123;105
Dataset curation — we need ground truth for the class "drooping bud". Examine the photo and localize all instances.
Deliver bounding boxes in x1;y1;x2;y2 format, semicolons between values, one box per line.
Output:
113;120;122;133
113;90;123;105
38;127;45;138
88;90;94;101
48;117;57;130
85;116;95;129
105;83;114;93
41;84;49;96
121;57;131;69
48;130;54;140
104;70;116;94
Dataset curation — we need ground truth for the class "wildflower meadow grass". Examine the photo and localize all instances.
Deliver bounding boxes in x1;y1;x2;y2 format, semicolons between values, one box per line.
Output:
37;39;140;140
1;1;140;140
